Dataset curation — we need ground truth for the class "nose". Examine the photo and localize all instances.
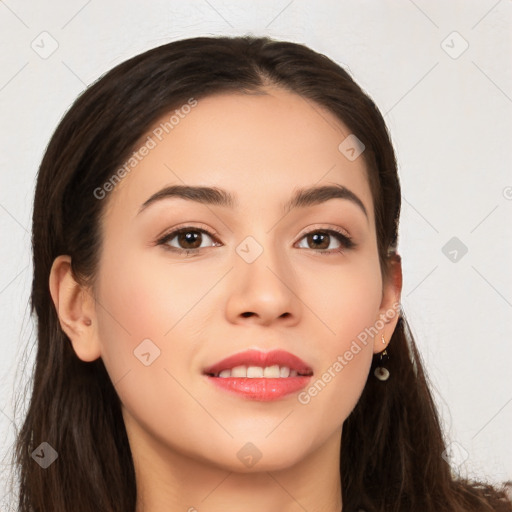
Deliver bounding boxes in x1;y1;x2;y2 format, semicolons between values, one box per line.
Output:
224;236;301;327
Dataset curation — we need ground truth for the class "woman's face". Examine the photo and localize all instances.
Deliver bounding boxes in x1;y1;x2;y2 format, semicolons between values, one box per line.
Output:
66;88;401;472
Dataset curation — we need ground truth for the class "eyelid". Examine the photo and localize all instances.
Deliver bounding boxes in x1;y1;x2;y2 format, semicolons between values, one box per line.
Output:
156;222;220;242
295;223;351;240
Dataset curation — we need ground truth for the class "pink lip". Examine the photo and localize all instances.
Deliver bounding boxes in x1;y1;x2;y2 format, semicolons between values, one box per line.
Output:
203;349;313;401
206;376;312;401
203;349;313;376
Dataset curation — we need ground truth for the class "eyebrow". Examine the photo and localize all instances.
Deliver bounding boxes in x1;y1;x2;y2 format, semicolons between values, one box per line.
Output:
137;183;368;219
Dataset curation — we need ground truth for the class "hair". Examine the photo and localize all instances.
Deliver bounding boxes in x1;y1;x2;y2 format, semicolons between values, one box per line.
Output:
7;35;511;512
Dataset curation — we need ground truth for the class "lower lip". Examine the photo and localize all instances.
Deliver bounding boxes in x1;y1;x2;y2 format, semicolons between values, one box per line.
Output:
205;375;312;401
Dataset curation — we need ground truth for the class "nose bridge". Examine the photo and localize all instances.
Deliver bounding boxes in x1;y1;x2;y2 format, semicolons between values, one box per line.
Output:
235;230;290;287
226;228;300;324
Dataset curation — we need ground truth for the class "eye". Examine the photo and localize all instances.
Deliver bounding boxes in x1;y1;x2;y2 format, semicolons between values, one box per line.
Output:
295;228;355;255
156;226;220;256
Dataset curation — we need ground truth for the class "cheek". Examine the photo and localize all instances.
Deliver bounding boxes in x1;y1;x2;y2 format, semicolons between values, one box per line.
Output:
96;243;211;345
94;243;220;398
93;249;209;449
298;253;383;345
288;256;381;424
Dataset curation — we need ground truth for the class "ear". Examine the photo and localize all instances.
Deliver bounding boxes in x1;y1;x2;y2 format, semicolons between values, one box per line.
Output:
49;255;101;362
373;252;403;354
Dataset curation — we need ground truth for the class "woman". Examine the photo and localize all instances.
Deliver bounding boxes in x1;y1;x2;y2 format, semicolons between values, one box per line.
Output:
11;35;512;511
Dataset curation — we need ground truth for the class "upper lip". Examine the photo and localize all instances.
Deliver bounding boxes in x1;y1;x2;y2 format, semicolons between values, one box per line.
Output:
203;349;313;376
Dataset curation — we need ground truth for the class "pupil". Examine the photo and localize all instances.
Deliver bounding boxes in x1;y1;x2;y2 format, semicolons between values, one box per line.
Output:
181;231;200;248
310;233;328;249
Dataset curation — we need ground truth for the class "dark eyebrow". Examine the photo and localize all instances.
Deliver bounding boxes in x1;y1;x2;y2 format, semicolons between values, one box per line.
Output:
137;183;368;219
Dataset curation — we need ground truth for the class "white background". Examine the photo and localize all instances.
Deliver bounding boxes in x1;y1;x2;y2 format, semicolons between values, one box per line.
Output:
0;0;511;504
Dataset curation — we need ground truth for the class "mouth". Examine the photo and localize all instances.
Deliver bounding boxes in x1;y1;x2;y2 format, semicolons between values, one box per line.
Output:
203;348;313;377
205;365;312;378
202;349;313;401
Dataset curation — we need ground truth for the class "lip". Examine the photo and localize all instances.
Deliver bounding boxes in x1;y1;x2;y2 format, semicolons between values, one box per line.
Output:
206;375;312;401
203;349;313;401
203;349;313;376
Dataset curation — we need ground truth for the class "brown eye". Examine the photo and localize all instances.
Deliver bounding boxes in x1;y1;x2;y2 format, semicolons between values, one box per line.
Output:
304;232;330;250
296;229;355;255
157;227;218;254
174;230;204;249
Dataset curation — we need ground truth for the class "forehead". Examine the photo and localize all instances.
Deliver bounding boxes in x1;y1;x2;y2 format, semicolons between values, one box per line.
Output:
103;88;374;226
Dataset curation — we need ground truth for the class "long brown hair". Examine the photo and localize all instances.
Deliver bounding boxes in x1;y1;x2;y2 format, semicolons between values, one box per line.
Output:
8;35;512;511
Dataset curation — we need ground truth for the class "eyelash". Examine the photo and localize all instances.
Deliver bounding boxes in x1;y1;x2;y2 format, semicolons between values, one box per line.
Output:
155;224;356;257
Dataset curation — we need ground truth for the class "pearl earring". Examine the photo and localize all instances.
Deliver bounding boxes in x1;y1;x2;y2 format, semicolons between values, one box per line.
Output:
374;334;390;381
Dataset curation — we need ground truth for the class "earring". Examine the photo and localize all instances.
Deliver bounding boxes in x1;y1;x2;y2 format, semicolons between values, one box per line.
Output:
374;336;390;381
381;333;386;344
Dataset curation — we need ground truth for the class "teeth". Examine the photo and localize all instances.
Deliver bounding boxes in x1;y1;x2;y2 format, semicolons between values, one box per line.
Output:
231;366;246;378
214;365;306;378
263;365;280;378
247;366;263;378
279;366;290;378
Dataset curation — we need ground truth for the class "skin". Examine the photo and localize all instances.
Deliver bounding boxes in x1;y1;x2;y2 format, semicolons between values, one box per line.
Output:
49;88;402;512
